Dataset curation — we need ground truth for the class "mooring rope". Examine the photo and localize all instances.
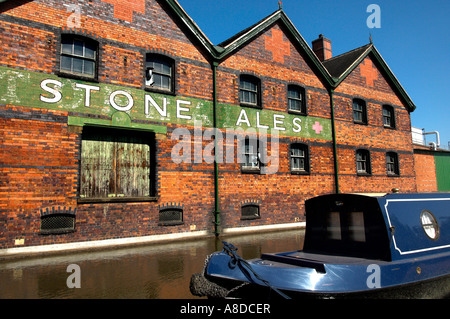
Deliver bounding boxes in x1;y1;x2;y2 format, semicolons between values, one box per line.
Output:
222;241;291;299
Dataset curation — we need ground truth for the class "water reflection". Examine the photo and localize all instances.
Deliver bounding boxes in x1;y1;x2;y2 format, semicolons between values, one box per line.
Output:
0;229;304;299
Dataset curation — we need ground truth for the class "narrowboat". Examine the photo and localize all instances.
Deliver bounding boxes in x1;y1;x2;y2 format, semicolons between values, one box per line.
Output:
190;193;450;299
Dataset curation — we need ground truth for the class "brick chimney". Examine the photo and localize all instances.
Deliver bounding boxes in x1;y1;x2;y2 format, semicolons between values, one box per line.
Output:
312;34;332;62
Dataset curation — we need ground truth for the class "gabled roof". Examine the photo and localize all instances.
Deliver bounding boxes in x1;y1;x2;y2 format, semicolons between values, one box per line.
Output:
0;0;416;111
323;44;372;79
213;8;335;87
323;43;416;112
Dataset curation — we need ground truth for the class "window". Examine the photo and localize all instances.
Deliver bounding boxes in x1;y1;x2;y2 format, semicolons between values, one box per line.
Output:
241;137;260;172
353;99;367;124
79;127;156;202
290;143;309;174
421;210;439;240
60;35;97;79
288;85;306;114
159;208;183;226
241;204;260;220
240;75;261;107
386;152;400;176
382;105;395;128
145;54;175;93
356;149;371;175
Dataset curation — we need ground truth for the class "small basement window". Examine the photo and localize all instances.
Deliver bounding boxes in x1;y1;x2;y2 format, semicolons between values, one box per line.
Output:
40;214;75;235
241;204;260;220
159;208;183;226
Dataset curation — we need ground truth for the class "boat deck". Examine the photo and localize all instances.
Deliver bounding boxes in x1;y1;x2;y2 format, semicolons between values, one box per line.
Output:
260;250;389;272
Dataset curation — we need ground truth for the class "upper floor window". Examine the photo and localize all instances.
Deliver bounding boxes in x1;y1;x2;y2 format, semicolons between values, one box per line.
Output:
290;143;309;174
146;54;175;94
288;85;306;114
240;75;261;107
356;149;371;175
382;105;395;129
386;152;400;176
60;35;97;79
353;99;367;124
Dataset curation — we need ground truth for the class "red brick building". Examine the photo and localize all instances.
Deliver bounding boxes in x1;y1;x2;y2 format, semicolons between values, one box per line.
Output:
0;0;418;256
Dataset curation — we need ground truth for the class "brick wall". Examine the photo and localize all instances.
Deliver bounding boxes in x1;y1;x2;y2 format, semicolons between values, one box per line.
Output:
334;56;416;194
0;0;418;251
414;150;438;192
0;0;215;250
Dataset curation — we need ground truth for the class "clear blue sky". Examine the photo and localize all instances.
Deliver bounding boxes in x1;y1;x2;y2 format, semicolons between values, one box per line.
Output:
178;0;450;149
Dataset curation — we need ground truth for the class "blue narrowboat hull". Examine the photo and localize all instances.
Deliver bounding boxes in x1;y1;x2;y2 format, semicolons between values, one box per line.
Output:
190;193;450;299
198;249;450;299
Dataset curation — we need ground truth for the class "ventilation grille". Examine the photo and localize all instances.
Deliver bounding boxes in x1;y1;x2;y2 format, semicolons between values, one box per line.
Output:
159;209;183;225
40;214;75;235
241;205;260;220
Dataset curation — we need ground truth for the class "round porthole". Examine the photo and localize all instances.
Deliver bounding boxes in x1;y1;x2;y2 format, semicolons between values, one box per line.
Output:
420;210;440;240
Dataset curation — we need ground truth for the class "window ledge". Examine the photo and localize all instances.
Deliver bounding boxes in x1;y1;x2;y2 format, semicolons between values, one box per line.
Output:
57;71;98;83
241;216;261;221
78;197;158;204
288;110;307;116
241;167;261;174
291;170;310;175
387;173;400;177
158;221;184;226
39;229;76;236
240;103;262;109
357;172;372;177
144;86;176;96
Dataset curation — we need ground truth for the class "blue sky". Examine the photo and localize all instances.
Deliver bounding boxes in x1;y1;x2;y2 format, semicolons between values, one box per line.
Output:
178;0;450;149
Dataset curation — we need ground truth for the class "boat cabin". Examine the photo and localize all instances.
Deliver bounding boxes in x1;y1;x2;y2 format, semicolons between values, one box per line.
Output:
303;193;450;261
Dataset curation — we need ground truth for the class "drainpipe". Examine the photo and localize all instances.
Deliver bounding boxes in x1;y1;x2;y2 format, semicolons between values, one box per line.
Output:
328;89;340;194
212;61;220;236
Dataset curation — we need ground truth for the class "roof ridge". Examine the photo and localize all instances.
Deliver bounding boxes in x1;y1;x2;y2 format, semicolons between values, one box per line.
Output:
218;9;281;48
323;43;372;63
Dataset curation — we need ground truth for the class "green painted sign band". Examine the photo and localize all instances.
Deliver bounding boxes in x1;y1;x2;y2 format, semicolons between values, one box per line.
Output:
0;66;331;140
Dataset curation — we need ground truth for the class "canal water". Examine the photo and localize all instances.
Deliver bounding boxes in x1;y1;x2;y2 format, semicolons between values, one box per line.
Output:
0;229;304;299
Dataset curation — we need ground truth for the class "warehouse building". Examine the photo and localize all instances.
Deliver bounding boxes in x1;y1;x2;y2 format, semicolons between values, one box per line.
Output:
0;0;419;256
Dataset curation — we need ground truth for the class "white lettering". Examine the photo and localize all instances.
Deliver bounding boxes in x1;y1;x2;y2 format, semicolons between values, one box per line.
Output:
293;117;302;133
176;100;192;120
40;79;62;103
145;94;167;117
110;90;133;112
235;109;251;127
256;111;269;129
75;83;100;107
273;114;286;131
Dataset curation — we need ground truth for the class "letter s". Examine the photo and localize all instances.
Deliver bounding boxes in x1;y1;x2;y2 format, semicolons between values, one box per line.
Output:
40;79;62;103
293;117;302;133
